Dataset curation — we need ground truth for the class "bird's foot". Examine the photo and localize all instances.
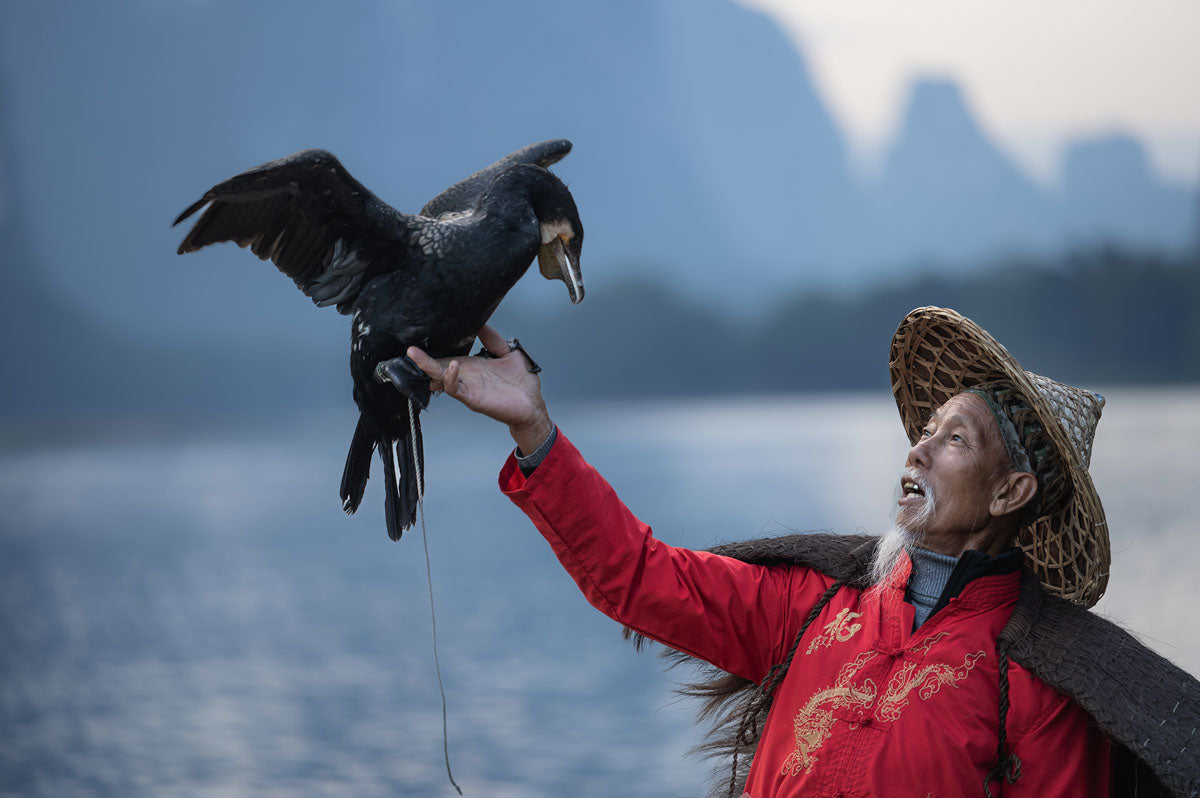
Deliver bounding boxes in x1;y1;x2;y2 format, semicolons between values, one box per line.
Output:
374;356;432;409
474;337;542;374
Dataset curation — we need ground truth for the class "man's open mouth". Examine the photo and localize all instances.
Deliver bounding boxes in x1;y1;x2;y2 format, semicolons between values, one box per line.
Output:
901;478;926;498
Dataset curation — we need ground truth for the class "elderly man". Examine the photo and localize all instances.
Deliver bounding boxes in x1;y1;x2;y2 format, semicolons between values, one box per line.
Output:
404;306;1198;797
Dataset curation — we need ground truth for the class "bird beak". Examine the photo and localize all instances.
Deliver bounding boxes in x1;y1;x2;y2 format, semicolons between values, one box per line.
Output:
538;236;584;304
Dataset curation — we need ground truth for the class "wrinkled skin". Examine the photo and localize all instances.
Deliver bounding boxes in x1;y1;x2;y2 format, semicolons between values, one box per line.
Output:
899;393;1038;557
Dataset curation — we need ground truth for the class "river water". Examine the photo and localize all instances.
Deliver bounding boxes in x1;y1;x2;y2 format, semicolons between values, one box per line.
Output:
2;387;1197;796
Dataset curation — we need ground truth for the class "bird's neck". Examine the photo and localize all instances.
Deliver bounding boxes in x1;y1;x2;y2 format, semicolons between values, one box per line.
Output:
480;164;559;216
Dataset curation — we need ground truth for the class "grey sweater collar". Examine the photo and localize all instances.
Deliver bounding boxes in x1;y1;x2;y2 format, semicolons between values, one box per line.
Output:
906;546;959;629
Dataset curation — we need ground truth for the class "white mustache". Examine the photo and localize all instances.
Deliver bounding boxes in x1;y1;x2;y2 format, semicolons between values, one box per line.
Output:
896;468;936;529
900;467;932;496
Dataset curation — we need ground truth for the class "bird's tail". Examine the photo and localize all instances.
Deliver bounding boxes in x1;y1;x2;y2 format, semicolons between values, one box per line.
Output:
338;412;374;513
381;402;425;542
340;415;376;515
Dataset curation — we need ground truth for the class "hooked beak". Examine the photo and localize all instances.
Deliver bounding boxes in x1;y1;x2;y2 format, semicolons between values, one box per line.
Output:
538;236;584;305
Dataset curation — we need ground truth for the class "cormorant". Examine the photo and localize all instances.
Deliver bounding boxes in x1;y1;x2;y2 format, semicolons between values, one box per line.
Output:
174;140;584;540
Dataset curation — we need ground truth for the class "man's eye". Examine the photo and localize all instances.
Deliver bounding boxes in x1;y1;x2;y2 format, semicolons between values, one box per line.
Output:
921;428;933;438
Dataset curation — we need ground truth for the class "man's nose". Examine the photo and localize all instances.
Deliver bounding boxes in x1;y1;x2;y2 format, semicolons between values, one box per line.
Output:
906;436;931;469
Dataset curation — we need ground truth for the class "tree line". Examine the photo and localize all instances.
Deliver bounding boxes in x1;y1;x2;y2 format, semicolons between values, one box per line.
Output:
503;246;1200;401
4;245;1196;420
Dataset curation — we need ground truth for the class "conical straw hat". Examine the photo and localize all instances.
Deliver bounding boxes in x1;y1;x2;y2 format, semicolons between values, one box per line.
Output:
889;306;1110;607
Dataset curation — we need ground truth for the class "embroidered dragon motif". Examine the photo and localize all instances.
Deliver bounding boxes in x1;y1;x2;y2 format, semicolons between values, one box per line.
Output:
781;651;878;775
876;650;986;722
783;637;988;777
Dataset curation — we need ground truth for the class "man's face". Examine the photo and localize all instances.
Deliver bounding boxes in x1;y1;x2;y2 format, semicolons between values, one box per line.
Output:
896;392;1013;539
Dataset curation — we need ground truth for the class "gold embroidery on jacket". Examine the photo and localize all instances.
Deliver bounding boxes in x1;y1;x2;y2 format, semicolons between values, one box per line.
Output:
876;650;986;722
910;631;950;654
805;608;865;655
783;644;988;777
781;651;877;775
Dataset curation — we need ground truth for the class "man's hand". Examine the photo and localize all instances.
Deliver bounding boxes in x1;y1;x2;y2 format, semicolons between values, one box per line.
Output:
406;324;555;455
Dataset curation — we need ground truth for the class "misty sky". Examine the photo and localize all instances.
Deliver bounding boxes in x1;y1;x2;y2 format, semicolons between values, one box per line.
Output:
741;0;1200;184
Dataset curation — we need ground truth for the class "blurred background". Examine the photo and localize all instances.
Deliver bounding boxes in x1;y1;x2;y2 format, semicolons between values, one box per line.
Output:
2;1;1197;796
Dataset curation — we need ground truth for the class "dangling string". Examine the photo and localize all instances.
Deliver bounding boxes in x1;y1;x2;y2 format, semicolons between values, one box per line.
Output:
409;397;463;795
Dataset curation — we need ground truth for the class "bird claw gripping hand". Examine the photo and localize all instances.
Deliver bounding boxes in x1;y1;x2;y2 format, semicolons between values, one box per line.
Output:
374;356;433;410
474;337;542;374
374;336;539;410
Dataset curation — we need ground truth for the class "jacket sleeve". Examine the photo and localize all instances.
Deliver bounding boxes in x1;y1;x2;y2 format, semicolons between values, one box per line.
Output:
499;429;837;684
1005;666;1113;796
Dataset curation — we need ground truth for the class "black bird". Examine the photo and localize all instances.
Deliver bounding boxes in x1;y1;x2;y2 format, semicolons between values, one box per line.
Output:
175;140;584;540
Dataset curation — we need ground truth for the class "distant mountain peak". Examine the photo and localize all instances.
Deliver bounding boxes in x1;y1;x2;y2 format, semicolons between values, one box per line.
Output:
880;74;1036;187
873;75;1051;260
1059;130;1196;247
899;76;980;141
1062;132;1154;191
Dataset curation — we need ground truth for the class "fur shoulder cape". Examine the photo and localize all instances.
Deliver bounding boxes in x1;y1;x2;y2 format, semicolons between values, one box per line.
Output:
648;533;1198;798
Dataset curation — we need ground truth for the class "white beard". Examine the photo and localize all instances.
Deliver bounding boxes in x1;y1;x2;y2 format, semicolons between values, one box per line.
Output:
869;526;920;585
871;468;937;585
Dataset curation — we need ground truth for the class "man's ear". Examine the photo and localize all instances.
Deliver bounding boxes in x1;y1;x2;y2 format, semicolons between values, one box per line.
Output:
990;471;1038;519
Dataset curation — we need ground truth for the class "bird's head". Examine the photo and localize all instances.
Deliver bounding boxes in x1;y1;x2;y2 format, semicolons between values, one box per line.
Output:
483;163;585;303
503;164;583;304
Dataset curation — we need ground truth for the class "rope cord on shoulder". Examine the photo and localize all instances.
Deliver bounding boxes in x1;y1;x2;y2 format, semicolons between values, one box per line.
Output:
409;398;463;796
726;577;847;798
983;639;1021;798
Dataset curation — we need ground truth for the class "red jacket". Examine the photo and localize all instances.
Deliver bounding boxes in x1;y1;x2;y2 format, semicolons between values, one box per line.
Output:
501;431;1112;797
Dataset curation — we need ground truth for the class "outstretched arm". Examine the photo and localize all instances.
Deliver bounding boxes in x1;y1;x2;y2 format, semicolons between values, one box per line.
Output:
406;324;554;456
407;324;838;682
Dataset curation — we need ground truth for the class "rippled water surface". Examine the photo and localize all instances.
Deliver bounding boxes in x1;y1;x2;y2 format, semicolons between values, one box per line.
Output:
2;388;1197;796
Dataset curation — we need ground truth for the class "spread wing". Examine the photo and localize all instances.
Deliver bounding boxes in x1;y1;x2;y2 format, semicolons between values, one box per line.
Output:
175;149;413;314
420;139;572;219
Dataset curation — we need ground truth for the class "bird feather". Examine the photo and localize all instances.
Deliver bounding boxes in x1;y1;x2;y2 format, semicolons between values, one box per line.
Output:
173;149;415;315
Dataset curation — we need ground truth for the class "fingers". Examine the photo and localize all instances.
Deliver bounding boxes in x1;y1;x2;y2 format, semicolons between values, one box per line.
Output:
443;359;465;400
405;345;451;393
406;346;444;380
406;345;469;402
476;324;511;358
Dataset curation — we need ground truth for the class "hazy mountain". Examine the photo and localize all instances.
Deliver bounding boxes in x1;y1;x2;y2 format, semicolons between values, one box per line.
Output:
0;0;1196;418
870;78;1056;265
0;79;122;416
653;0;865;287
1059;133;1197;249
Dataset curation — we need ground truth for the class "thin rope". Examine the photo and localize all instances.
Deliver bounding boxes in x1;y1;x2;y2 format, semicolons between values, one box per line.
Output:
409;397;463;795
983;640;1020;797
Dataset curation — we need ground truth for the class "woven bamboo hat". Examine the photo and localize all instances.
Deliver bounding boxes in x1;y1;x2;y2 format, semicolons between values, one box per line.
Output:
889;306;1110;607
